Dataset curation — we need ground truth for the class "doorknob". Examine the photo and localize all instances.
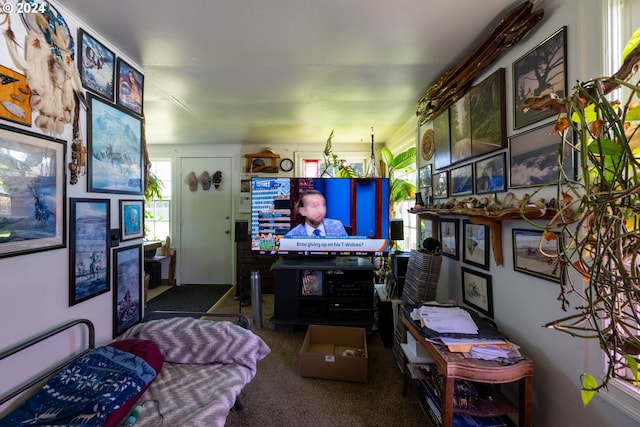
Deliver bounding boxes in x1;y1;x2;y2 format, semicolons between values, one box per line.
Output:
225;230;230;234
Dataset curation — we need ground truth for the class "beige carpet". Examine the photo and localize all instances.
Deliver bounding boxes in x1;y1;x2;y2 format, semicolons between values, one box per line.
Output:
209;287;430;427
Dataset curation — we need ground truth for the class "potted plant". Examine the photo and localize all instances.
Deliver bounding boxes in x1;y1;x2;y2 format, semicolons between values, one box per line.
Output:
143;171;164;240
521;28;640;405
380;146;417;217
320;130;359;178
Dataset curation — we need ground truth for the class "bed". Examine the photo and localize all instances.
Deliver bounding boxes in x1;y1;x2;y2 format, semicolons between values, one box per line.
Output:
0;312;271;427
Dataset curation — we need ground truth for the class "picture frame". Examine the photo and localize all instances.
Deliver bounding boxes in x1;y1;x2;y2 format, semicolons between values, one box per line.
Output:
509;122;575;189
432;170;449;199
418;164;432;189
470;68;506;157
433;110;451;170
449;93;472;164
512;229;563;283
439;218;458;259
88;94;144;194
474;152;507;194
116;58;144;116
462;220;490;270
113;244;143;337
0;125;66;258
69;198;110;306
78;28;115;100
450;163;474;196
461;266;494;318
0;65;32;126
419;216;438;244
513;26;567;130
119;199;144;241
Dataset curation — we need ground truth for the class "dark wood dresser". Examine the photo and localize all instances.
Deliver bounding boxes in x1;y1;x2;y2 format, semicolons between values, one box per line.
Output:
236;240;275;294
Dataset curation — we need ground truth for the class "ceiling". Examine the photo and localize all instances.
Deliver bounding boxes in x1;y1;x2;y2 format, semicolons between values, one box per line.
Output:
59;0;526;147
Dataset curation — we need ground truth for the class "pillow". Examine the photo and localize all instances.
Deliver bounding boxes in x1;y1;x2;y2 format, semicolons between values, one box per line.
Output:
103;339;164;427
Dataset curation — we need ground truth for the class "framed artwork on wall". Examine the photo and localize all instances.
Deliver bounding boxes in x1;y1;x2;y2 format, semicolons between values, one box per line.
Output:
432;171;449;199
69;198;110;306
450;163;474;197
449;93;472;164
0;66;32;126
0;125;66;258
78;28;115;101
88;94;144;194
113;244;142;337
509;121;575;188
433;110;451;170
419;164;432;189
116;58;144;116
461;266;494;318
470;68;506;157
512;229;563;283
474;152;506;194
462;220;490;270
513;26;567;130
440;218;458;259
119;199;144;241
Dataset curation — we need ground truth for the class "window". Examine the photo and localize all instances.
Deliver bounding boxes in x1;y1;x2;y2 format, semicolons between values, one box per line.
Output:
295;152;367;178
392;167;417;251
145;159;172;241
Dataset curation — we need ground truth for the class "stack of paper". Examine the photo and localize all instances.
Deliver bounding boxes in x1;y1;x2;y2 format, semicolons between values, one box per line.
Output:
415;306;479;334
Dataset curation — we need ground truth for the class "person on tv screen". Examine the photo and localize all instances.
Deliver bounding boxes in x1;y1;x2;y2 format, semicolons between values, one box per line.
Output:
285;190;347;237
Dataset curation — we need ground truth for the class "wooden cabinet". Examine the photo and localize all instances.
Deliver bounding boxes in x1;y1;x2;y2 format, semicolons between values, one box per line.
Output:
401;310;533;426
236;240;275;294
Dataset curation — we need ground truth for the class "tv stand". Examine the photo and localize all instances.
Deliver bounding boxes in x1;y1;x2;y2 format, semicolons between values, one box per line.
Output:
271;256;375;331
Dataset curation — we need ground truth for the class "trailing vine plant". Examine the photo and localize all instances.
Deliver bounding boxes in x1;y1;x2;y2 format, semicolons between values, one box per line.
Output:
521;28;640;406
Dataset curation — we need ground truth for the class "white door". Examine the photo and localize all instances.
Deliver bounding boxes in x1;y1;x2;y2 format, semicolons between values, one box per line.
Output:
179;157;232;284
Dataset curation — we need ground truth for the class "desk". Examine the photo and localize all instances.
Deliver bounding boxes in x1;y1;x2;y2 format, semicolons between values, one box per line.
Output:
401;310;533;426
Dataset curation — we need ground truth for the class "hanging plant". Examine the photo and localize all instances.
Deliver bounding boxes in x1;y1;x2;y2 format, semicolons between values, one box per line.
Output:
521;27;640;406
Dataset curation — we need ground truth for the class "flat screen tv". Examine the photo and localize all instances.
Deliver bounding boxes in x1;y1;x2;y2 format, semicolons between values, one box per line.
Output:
250;177;390;256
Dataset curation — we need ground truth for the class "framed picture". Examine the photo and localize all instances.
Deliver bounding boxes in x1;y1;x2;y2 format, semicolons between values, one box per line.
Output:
433;110;451;170
513;26;567;130
512;229;563;283
419;164;432;189
69;198;110;306
432;171;449;199
449;93;472;164
88;94;144;194
461;266;494;318
0;66;32;126
509;122;575;188
78;29;115;100
419;216;438;244
450;163;474;196
113;244;143;337
440;218;458;259
474;152;507;194
116;58;144;116
462;220;490;270
120;199;144;241
0;125;66;258
470;68;506;157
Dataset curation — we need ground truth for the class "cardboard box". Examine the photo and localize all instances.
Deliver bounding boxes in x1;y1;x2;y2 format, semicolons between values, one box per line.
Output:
299;324;368;383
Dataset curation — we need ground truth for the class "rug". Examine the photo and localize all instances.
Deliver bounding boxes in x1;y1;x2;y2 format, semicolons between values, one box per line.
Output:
145;284;232;313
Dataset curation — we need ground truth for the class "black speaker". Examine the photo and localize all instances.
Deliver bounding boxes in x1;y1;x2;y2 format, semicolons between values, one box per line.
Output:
390;218;404;241
235;220;249;242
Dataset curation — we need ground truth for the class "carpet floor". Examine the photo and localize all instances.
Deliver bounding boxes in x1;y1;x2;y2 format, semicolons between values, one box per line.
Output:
145;284;232;313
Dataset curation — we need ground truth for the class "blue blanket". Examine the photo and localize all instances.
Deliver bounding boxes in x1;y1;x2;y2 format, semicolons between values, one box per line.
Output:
0;346;157;426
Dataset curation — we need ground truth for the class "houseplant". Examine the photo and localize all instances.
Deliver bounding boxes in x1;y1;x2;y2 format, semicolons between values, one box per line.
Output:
143;171;164;240
380;145;417;217
521;28;640;405
320;130;359;178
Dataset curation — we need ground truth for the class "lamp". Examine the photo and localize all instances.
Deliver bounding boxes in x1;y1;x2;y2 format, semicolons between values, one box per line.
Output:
365;127;379;177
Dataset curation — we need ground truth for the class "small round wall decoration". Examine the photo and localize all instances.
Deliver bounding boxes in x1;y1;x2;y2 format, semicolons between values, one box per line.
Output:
279;158;294;172
421;129;435;160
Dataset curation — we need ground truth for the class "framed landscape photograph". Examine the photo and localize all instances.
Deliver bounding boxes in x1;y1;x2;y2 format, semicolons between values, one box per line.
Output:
513;26;567;130
69;198;110;306
461;266;494;318
0;125;66;258
116;58;144;116
509;122;575;188
88;94;144;194
78;28;115;100
432;171;449;199
470;68;506;157
119;199;144;241
450;163;473;197
449;93;472;164
419;164;432;189
512;229;563;283
440;218;458;259
113;244;142;337
433;110;451;170
474;152;506;194
462;220;490;270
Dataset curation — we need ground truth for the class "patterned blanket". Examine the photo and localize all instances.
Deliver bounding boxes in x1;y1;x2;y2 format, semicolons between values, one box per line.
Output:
0;346;157;427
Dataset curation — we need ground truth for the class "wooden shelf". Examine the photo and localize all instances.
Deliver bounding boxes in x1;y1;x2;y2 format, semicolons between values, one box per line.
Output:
409;207;557;266
245;152;280;173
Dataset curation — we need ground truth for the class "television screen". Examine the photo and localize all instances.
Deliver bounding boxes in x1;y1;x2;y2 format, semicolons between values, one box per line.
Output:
250;177;390;256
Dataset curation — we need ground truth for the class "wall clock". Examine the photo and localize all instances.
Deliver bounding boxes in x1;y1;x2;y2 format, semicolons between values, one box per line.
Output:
421;129;435;160
279;158;294;172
